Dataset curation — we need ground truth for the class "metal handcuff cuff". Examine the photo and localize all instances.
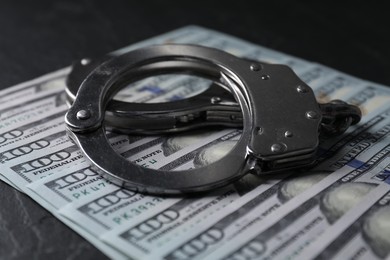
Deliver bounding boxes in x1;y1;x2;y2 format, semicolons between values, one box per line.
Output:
65;44;361;194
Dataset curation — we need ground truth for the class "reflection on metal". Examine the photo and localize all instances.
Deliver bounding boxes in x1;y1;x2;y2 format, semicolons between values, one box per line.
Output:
65;44;361;194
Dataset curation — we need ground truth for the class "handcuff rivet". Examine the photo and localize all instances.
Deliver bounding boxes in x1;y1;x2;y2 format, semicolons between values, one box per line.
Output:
306;111;319;119
250;64;261;71
261;75;270;80
81;58;91;66
284;131;293;137
297;85;308;93
76;110;91;120
271;143;284;153
211;96;221;104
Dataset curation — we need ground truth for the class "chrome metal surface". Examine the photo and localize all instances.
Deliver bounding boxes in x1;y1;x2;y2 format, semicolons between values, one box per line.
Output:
66;57;242;134
65;44;361;194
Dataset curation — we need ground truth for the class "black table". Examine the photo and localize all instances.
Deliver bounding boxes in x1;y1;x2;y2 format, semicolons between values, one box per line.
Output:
0;1;389;259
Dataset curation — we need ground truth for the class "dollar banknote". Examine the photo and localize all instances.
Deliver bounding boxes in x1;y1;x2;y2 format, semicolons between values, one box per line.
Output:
101;139;390;259
0;25;389;260
0;68;69;104
300;184;390;259
203;146;389;260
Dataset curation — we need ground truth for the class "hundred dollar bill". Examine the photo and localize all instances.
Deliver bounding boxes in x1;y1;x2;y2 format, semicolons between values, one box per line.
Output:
0;128;68;165
55;129;246;235
1;25;390;260
97;170;303;259
0;73;130;260
347;83;390;117
316;110;390;169
24;189;129;260
202;144;390;260
1;130;144;189
159;129;241;170
126;129;239;169
101;67;390;260
39;115;383;259
26;129;239;209
0;82;65;114
59;186;228;237
313;73;366;103
96;89;389;258
0;71;68;188
0;94;133;187
300;184;390;260
99;133;389;259
298;64;337;88
100;185;277;259
0;115;65;151
0;91;66;133
0;68;69;104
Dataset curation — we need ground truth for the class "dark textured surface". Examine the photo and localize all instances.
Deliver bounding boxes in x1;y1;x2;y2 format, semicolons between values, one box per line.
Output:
0;1;389;259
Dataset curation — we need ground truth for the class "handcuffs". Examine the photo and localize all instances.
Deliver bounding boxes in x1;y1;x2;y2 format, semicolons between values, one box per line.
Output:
65;44;361;194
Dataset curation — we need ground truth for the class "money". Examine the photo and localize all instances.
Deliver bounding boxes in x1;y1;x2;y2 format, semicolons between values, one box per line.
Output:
101;139;390;259
97;83;389;258
313;73;365;103
202;147;389;260
56;130;244;237
347;84;390;117
0;25;389;260
0;68;69;104
300;184;390;260
298;64;337;87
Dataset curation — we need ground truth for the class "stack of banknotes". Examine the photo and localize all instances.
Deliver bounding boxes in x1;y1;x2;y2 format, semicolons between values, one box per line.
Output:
0;26;389;259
